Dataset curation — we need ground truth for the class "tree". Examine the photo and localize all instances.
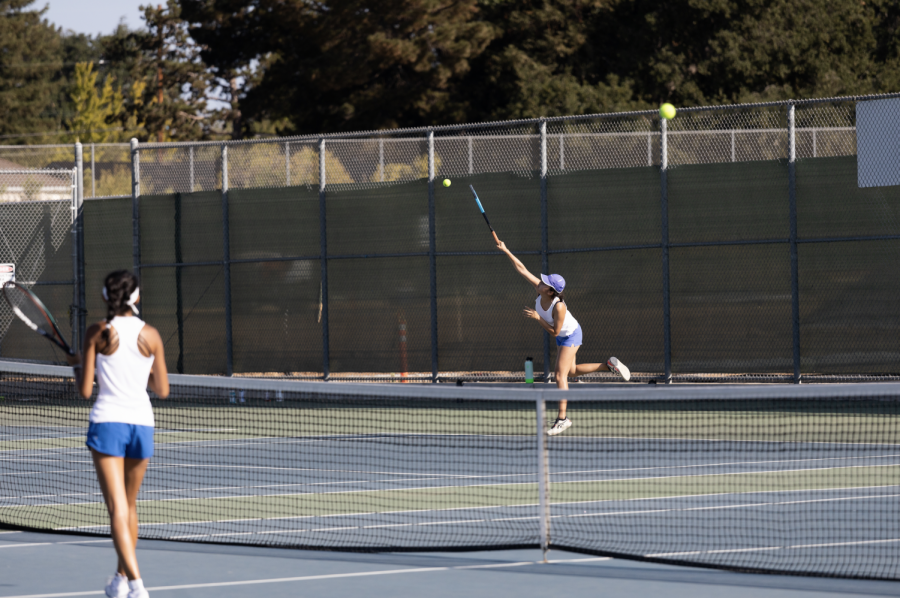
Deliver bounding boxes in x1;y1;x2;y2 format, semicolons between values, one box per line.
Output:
180;0;494;134
67;62;125;143
103;1;210;142
0;0;64;141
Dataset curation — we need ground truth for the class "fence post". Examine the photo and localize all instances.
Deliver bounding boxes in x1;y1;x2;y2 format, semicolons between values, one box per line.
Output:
69;167;79;351
74;143;85;347
319;139;330;379
536;395;550;561
130;138;140;277
189;146;194;192
427;129;439;382
221;145;234;376
660;118;672;384
174;192;184;374
90;143;95;198
788;104;801;384
285;142;290;186
540;120;550;382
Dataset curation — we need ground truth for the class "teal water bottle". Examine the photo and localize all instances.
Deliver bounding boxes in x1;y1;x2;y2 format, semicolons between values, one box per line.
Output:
525;357;534;385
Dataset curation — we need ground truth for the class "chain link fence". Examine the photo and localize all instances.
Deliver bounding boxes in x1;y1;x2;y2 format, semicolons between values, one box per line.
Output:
2;94;898;382
0;168;79;363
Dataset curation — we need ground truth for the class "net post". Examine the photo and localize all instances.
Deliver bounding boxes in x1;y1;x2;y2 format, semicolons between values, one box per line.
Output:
131;138;140;277
427;129;438;383
788;103;801;384
221;144;234;376
319;138;330;379
536;394;550;561
74;143;85;348
660;118;672;384
540;120;550;382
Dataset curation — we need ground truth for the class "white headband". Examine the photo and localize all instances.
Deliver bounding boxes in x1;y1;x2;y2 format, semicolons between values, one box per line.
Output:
103;287;140;315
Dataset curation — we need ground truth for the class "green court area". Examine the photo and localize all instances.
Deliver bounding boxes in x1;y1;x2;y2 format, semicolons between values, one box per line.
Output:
2;403;900;452
3;464;898;532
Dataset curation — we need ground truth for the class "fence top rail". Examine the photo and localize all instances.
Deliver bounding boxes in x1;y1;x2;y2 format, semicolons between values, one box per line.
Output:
0;169;76;176
134;91;900;150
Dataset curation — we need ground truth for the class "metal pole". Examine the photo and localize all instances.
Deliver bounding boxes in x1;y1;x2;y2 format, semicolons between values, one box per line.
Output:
647;131;652;167
536;396;550;561
812;128;817;158
189;146;194;192
540;121;550;382
788;104;801;384
90;143;95;198
75;144;85;345
660;118;672;383
221;145;234;376
379;139;384;182
131;138;140;276
467;136;473;175
560;134;565;171
174;193;184;373
731;130;736;162
319;139;330;379
285;142;290;186
69;167;79;351
427;130;439;382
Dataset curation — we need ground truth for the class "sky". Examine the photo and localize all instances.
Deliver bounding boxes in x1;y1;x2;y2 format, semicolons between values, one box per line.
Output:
41;0;149;36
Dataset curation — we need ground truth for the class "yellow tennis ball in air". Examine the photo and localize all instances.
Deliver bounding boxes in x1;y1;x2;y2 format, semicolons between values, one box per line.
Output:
443;179;451;187
660;103;677;120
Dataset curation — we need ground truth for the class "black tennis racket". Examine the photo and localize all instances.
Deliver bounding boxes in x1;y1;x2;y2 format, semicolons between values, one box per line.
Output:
2;281;73;354
469;185;500;244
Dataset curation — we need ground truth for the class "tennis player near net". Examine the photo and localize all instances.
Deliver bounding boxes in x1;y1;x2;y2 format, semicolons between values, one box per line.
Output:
68;270;169;598
497;239;630;435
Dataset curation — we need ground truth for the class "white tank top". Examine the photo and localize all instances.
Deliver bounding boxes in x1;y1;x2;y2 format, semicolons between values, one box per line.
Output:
535;296;579;337
90;316;155;426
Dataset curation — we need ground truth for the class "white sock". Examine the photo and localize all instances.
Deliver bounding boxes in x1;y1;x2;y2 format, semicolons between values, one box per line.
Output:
128;579;144;591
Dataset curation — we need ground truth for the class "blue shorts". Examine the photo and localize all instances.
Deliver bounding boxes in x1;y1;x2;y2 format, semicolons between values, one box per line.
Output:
86;422;154;459
556;325;583;348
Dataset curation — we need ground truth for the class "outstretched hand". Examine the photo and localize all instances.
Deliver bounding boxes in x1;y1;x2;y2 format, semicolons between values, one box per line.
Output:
522;307;540;321
496;238;508;253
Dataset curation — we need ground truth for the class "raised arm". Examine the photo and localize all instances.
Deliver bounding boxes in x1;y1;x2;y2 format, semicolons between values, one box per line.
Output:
497;239;541;292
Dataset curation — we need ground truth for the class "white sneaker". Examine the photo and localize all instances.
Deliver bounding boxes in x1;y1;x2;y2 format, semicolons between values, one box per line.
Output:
105;573;128;598
126;579;149;598
607;357;631;382
547;417;572;436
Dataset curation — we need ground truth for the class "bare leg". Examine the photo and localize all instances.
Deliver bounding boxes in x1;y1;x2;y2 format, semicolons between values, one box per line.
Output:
555;345;580;419
92;450;148;581
572;362;610;375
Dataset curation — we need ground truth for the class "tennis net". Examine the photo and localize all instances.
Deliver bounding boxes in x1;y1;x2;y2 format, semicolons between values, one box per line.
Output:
1;359;899;580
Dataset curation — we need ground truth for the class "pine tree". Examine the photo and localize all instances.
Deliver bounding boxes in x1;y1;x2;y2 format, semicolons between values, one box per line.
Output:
67;62;125;143
0;0;64;141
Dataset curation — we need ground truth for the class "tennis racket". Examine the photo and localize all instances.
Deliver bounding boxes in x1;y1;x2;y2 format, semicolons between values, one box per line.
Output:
469;185;500;244
2;281;73;354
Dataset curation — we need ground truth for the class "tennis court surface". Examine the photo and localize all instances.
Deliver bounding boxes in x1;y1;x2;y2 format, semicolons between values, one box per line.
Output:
2;360;899;581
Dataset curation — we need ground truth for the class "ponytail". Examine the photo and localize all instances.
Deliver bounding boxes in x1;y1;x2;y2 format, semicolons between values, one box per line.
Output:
103;270;140;322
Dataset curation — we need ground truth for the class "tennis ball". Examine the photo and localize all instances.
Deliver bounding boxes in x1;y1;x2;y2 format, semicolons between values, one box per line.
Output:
442;179;451;187
659;103;677;120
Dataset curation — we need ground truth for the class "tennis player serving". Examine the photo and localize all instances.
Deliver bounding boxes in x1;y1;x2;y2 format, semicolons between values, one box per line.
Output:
67;270;168;598
497;239;630;435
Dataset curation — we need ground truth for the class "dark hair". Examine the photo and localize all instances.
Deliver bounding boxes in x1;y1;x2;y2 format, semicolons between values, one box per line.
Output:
104;270;139;322
549;288;565;304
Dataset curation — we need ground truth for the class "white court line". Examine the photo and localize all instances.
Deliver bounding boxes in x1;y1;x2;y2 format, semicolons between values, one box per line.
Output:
0;558;615;598
647;537;900;557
